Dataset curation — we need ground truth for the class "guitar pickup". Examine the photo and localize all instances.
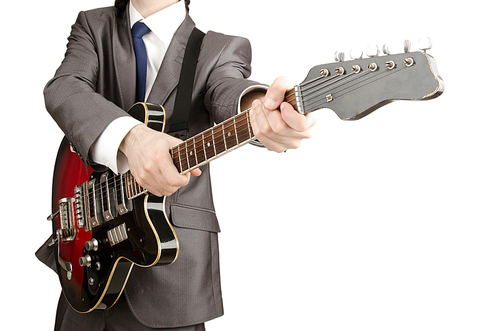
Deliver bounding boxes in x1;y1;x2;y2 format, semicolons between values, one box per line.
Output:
107;223;128;247
100;172;117;221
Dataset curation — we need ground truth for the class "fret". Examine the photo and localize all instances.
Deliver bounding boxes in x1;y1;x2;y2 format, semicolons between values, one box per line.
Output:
123;173;130;198
224;119;238;149
245;111;253;141
177;145;182;173
205;128;216;160
222;123;228;151
125;172;134;199
121;171;146;200
130;173;136;198
201;132;208;162
235;113;250;143
134;180;141;197
192;137;199;165
186;139;197;169
178;142;188;172
125;172;133;199
194;135;206;165
233;117;239;145
213;126;225;155
184;141;190;170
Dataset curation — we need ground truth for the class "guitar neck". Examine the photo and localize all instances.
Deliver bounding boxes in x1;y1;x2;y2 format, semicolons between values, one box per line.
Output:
76;48;445;225
171;88;303;174
123;109;256;199
124;89;299;199
170;108;254;175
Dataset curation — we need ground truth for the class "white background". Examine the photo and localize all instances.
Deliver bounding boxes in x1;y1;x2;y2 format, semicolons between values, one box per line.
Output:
1;0;499;330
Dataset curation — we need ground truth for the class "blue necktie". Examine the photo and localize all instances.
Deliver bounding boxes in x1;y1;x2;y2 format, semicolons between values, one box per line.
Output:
132;22;151;102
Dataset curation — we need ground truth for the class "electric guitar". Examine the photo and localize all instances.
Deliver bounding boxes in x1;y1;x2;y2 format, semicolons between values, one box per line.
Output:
47;45;444;313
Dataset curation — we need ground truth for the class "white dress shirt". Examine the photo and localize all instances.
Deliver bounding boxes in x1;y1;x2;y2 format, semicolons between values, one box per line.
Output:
90;2;185;174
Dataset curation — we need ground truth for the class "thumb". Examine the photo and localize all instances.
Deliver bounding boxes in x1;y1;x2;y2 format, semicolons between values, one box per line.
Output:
190;168;202;177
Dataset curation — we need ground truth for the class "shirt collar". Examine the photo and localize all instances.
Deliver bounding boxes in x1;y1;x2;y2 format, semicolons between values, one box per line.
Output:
129;1;186;45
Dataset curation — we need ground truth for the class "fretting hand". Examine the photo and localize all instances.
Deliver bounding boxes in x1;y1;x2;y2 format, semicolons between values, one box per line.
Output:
249;77;317;153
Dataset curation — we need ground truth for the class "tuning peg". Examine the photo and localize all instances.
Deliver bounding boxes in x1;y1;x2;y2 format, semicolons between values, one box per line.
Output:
334;51;345;62
418;37;433;52
350;48;363;60
366;45;380;58
382;44;391;55
404;40;411;53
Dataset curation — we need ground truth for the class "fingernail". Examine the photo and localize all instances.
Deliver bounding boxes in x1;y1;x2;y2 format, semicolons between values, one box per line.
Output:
252;100;260;109
264;97;276;110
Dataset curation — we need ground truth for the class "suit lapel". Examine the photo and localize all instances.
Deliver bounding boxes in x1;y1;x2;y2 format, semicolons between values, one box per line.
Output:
113;5;136;109
147;14;196;108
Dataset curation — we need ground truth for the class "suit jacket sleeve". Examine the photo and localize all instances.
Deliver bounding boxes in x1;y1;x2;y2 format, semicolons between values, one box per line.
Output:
43;10;132;166
203;33;263;124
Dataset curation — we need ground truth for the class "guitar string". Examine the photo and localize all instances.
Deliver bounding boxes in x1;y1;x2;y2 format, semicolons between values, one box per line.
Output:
86;111;254;205
299;70;371;107
301;64;407;111
164;68;379;174
171;111;254;173
82;63;407;211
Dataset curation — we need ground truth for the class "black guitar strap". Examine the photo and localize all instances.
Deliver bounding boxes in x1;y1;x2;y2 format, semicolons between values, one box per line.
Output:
168;27;206;138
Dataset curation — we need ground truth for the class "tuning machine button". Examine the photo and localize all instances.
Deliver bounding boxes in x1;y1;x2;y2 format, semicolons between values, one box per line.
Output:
404;40;411;53
418;37;432;52
334;51;345;62
366;45;380;58
349;48;363;60
382;44;391;55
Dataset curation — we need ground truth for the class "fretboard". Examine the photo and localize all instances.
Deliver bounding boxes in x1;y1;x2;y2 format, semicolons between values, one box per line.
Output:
123;108;257;199
170;108;254;174
124;89;298;199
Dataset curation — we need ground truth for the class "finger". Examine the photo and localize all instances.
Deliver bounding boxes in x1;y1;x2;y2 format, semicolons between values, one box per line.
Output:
263;76;294;110
159;164;190;189
280;102;318;133
252;99;304;143
190;168;202;177
249;100;291;153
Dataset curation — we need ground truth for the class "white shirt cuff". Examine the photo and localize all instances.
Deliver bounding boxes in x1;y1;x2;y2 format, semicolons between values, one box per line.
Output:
237;84;268;113
90;116;142;174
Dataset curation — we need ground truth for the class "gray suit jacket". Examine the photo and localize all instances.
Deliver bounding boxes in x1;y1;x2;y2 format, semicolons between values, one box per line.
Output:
40;4;261;328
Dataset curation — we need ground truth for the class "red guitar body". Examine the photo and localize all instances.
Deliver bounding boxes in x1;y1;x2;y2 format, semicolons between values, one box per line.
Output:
50;103;179;313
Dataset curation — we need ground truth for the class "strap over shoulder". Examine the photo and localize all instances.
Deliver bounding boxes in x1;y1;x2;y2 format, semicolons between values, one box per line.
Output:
169;27;206;138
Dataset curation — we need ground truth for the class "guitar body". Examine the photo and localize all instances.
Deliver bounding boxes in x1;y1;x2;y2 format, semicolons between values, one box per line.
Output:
51;103;178;313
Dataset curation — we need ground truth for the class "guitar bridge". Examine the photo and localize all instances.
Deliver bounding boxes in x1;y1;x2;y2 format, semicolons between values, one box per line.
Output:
57;197;77;242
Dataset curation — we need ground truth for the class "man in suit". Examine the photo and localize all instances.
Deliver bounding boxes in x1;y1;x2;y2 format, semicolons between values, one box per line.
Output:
40;0;316;330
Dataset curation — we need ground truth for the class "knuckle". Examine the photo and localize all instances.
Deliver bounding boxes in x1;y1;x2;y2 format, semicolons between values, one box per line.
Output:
285;140;301;150
260;122;273;136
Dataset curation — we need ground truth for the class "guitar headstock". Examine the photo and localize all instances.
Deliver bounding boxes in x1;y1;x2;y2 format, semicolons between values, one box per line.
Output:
294;40;444;120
